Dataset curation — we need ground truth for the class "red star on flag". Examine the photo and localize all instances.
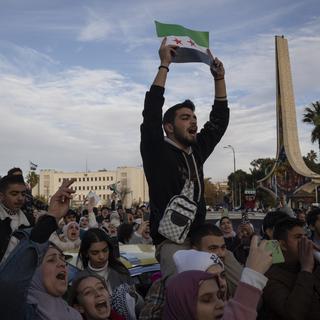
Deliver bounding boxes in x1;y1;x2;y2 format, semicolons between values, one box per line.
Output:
173;38;182;45
187;39;196;46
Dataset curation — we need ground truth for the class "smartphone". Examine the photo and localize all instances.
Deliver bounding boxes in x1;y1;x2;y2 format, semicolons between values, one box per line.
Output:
265;240;285;264
143;211;150;221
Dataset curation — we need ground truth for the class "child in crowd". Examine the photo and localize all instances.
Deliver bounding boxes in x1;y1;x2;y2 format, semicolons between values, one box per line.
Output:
78;228;143;319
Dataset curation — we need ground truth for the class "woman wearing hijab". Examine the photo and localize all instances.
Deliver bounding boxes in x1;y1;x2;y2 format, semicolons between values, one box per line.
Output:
164;270;224;320
49;221;81;251
164;236;273;320
27;245;82;320
0;239;82;320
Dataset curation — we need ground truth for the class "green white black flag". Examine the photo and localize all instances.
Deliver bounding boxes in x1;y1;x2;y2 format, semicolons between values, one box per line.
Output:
155;21;211;65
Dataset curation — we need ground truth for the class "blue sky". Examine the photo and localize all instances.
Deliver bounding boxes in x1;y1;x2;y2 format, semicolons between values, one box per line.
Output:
0;0;320;181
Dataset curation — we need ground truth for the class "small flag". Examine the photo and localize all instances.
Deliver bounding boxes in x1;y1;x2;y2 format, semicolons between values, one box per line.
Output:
155;21;211;65
30;161;38;171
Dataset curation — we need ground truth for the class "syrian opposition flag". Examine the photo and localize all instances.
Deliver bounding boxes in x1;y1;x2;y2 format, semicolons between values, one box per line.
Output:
155;21;211;65
29;161;38;171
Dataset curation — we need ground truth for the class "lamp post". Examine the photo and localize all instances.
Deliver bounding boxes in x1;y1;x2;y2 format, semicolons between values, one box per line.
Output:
224;145;236;210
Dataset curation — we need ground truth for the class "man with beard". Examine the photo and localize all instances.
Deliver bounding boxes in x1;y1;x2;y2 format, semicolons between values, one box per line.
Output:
140;38;229;284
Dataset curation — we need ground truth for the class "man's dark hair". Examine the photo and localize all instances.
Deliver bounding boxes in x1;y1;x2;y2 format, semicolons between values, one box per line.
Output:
118;223;134;244
0;175;25;193
163;100;195;125
64;209;77;222
273;217;304;241
190;222;223;247
7;167;23;176
307;207;320;227
261;210;289;239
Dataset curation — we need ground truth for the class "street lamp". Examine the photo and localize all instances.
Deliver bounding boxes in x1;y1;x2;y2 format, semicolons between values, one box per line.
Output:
224;145;236;210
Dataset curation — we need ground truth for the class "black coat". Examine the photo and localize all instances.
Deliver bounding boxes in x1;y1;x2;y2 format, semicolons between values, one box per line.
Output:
140;85;229;245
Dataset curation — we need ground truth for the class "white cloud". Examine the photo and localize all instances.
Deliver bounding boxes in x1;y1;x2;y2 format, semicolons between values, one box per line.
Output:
78;8;115;42
1;2;320;183
0;48;147;176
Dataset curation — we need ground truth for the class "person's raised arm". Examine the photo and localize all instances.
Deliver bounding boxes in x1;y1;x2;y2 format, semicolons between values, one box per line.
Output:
30;179;76;242
207;49;227;101
152;37;177;88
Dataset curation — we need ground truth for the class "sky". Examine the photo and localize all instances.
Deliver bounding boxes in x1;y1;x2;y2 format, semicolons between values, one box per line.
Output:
0;0;320;181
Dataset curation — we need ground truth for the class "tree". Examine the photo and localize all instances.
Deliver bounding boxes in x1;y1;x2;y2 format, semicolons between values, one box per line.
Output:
250;158;276;181
303;101;320;152
34;194;48;205
26;171;39;189
227;169;253;208
204;178;226;207
303;150;320;174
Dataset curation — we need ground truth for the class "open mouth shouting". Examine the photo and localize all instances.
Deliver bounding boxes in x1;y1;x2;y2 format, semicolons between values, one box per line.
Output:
188;127;197;137
56;271;67;283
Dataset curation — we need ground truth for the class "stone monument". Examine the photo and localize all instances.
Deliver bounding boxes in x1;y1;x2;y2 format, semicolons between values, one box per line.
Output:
258;36;320;207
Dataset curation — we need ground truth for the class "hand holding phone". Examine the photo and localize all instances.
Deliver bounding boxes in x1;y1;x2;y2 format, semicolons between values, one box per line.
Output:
246;236;273;274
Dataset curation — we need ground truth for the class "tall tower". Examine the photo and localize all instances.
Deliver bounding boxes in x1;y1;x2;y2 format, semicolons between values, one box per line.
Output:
258;36;320;207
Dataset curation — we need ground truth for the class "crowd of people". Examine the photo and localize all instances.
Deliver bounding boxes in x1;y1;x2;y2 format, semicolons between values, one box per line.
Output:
1;40;320;320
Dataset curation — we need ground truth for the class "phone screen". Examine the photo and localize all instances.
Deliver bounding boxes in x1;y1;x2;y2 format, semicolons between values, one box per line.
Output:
143;211;150;221
265;240;285;264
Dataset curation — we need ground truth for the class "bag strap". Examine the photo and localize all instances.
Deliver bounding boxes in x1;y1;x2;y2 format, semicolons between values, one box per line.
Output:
180;179;195;200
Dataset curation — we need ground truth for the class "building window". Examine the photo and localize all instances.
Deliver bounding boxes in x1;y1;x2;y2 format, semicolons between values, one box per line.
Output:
79;186;81;190
78;195;81;200
103;186;105;189
87;177;89;181
99;177;101;181
103;177;105;181
83;178;85;181
111;177;113;181
74;186;77;190
91;186;93;190
59;178;61;182
95;177;97;181
95;186;97;190
103;194;106;200
107;195;110;200
87;186;89;190
99;186;101;190
107;177;109;181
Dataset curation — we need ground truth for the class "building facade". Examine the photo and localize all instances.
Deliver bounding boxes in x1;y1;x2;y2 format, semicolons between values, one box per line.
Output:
34;167;149;207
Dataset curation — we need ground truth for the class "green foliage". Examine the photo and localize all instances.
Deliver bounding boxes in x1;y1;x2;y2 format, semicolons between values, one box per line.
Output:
203;178;226;207
250;158;276;181
34;194;48;205
303;150;320;174
303;101;320;150
26;171;39;189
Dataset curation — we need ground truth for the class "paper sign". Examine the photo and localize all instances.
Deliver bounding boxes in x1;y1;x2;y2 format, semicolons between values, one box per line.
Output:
266;240;285;264
86;191;101;206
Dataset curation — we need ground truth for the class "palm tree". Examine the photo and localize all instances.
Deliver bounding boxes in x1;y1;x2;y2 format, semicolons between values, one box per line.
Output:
303;101;320;152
